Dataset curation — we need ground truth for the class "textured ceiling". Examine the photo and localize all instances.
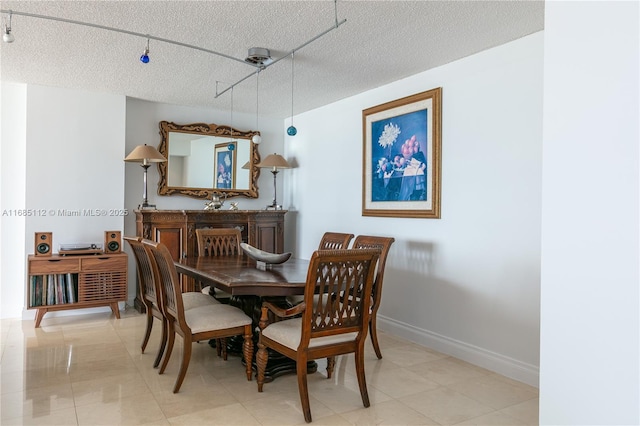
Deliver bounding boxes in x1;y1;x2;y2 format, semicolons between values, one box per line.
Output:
0;1;544;119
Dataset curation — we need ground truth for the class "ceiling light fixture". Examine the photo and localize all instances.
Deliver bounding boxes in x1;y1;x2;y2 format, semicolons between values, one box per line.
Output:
245;47;273;67
286;52;297;136
252;70;262;145
214;0;347;98
139;37;150;63
2;11;14;43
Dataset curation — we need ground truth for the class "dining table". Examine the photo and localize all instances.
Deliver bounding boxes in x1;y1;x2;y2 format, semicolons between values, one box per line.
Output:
175;255;310;297
175;255;315;381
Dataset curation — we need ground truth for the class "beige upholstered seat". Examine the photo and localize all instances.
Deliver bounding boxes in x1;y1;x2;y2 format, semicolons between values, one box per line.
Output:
352;235;395;359
125;236;219;368
256;248;380;423
143;240;253;393
317;232;354;250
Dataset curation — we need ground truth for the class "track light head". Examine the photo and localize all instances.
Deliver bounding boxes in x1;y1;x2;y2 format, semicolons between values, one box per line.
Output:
3;12;14;43
2;27;14;43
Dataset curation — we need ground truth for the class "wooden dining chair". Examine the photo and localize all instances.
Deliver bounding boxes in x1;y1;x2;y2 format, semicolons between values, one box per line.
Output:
125;236;220;368
195;228;243;303
143;239;254;393
352;235;395;359
196;228;243;257
317;232;354;250
256;248;380;423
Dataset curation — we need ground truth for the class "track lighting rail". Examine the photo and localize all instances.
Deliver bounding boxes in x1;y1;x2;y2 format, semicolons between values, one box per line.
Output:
2;0;348;103
0;8;251;66
214;17;347;99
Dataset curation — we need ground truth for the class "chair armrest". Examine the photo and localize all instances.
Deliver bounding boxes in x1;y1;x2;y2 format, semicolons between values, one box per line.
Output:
263;301;306;318
259;302;306;331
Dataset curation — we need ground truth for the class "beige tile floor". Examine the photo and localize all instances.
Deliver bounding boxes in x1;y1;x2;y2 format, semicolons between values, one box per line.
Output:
0;308;538;425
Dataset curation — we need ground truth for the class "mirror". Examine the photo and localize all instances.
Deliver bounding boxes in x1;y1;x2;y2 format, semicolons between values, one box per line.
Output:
157;121;261;199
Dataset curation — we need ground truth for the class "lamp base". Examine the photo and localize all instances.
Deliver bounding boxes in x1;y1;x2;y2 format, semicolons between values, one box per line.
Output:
265;203;283;210
138;202;157;210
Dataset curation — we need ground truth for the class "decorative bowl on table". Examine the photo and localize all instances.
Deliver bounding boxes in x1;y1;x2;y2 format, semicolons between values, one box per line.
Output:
240;243;292;267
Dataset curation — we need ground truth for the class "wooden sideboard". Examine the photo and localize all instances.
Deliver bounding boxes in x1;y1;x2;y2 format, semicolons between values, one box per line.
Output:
134;209;286;310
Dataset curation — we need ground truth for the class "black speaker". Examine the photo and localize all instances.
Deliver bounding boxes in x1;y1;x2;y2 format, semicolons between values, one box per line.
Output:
104;231;121;253
35;232;52;256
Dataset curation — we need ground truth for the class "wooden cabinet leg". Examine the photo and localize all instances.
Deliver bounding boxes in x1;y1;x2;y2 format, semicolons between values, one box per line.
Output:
110;303;121;319
34;308;46;328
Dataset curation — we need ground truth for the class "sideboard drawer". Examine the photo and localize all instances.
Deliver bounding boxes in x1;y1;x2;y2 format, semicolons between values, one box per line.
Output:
29;258;80;274
81;255;127;272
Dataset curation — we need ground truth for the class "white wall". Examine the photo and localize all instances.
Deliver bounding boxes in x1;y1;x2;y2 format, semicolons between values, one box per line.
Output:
540;2;639;424
285;33;543;386
0;82;27;319
0;84;127;320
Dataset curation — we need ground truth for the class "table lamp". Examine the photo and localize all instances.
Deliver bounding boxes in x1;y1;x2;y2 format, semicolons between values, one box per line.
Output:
256;153;291;210
124;144;166;209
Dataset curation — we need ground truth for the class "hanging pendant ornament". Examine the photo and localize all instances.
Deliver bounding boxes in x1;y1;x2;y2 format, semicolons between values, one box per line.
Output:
229;86;235;147
140;37;150;63
252;70;262;144
287;52;297;136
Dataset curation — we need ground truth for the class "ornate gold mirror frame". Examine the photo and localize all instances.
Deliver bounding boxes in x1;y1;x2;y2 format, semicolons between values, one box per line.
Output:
157;121;261;199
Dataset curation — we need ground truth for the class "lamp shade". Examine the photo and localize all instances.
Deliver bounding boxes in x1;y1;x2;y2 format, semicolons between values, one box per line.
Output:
124;144;166;163
256;153;291;170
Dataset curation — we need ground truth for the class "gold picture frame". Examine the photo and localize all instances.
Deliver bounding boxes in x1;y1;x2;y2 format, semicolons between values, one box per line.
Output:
362;88;442;218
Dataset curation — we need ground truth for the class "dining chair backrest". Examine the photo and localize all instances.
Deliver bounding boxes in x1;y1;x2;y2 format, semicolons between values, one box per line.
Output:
317;232;354;250
352;235;395;306
302;248;380;343
124;236;158;310
143;240;185;323
196;228;243;257
351;235;395;359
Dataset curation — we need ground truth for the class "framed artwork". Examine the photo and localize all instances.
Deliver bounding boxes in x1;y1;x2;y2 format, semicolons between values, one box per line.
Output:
362;87;442;218
214;142;236;189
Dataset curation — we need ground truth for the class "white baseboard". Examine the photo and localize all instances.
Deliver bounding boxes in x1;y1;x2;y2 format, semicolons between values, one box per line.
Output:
378;314;539;388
